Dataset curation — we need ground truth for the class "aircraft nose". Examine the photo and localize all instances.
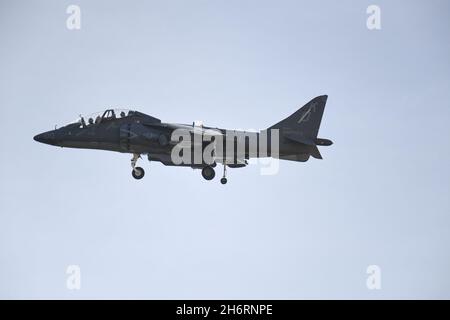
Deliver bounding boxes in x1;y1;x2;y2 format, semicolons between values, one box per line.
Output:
34;130;57;145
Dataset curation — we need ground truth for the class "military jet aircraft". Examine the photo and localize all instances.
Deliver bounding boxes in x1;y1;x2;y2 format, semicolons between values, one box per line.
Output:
34;95;333;184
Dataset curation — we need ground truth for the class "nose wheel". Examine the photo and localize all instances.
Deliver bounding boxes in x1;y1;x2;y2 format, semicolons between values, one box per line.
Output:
131;153;145;180
132;167;145;179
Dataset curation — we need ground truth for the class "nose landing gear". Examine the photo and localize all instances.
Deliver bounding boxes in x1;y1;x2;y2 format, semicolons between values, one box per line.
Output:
131;153;145;180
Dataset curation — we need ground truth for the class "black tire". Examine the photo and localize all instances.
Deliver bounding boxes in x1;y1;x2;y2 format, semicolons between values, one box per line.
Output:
132;167;145;179
220;178;227;185
201;166;215;181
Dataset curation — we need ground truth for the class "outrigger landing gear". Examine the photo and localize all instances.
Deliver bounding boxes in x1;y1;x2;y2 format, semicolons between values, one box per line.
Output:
201;165;215;181
131;153;145;180
220;164;227;185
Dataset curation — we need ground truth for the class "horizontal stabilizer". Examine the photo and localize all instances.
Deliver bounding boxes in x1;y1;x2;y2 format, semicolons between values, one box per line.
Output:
284;132;316;145
315;138;333;146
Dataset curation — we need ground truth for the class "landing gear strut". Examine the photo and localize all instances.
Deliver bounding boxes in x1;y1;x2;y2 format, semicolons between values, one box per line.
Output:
220;164;227;185
201;165;215;181
131;153;145;179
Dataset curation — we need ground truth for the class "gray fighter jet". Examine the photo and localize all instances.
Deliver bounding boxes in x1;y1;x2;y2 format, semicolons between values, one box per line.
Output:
34;95;333;184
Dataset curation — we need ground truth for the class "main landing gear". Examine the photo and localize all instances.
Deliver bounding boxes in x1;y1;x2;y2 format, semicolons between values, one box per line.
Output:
201;165;215;180
201;163;227;184
129;154;228;184
131;153;145;180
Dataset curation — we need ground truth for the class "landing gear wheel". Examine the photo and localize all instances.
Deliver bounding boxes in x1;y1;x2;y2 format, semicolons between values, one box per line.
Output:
132;167;145;179
201;166;215;181
220;163;228;185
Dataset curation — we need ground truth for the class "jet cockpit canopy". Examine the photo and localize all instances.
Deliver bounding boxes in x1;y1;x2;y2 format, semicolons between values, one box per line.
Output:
83;108;136;124
64;108;137;128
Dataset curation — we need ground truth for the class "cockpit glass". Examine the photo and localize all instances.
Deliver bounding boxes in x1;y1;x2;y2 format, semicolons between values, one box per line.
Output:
63;109;135;128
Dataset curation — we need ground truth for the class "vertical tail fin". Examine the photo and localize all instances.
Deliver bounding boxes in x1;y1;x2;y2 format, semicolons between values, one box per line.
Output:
268;95;328;139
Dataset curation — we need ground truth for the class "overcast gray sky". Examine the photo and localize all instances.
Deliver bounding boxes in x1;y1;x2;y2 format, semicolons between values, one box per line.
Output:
1;0;449;299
